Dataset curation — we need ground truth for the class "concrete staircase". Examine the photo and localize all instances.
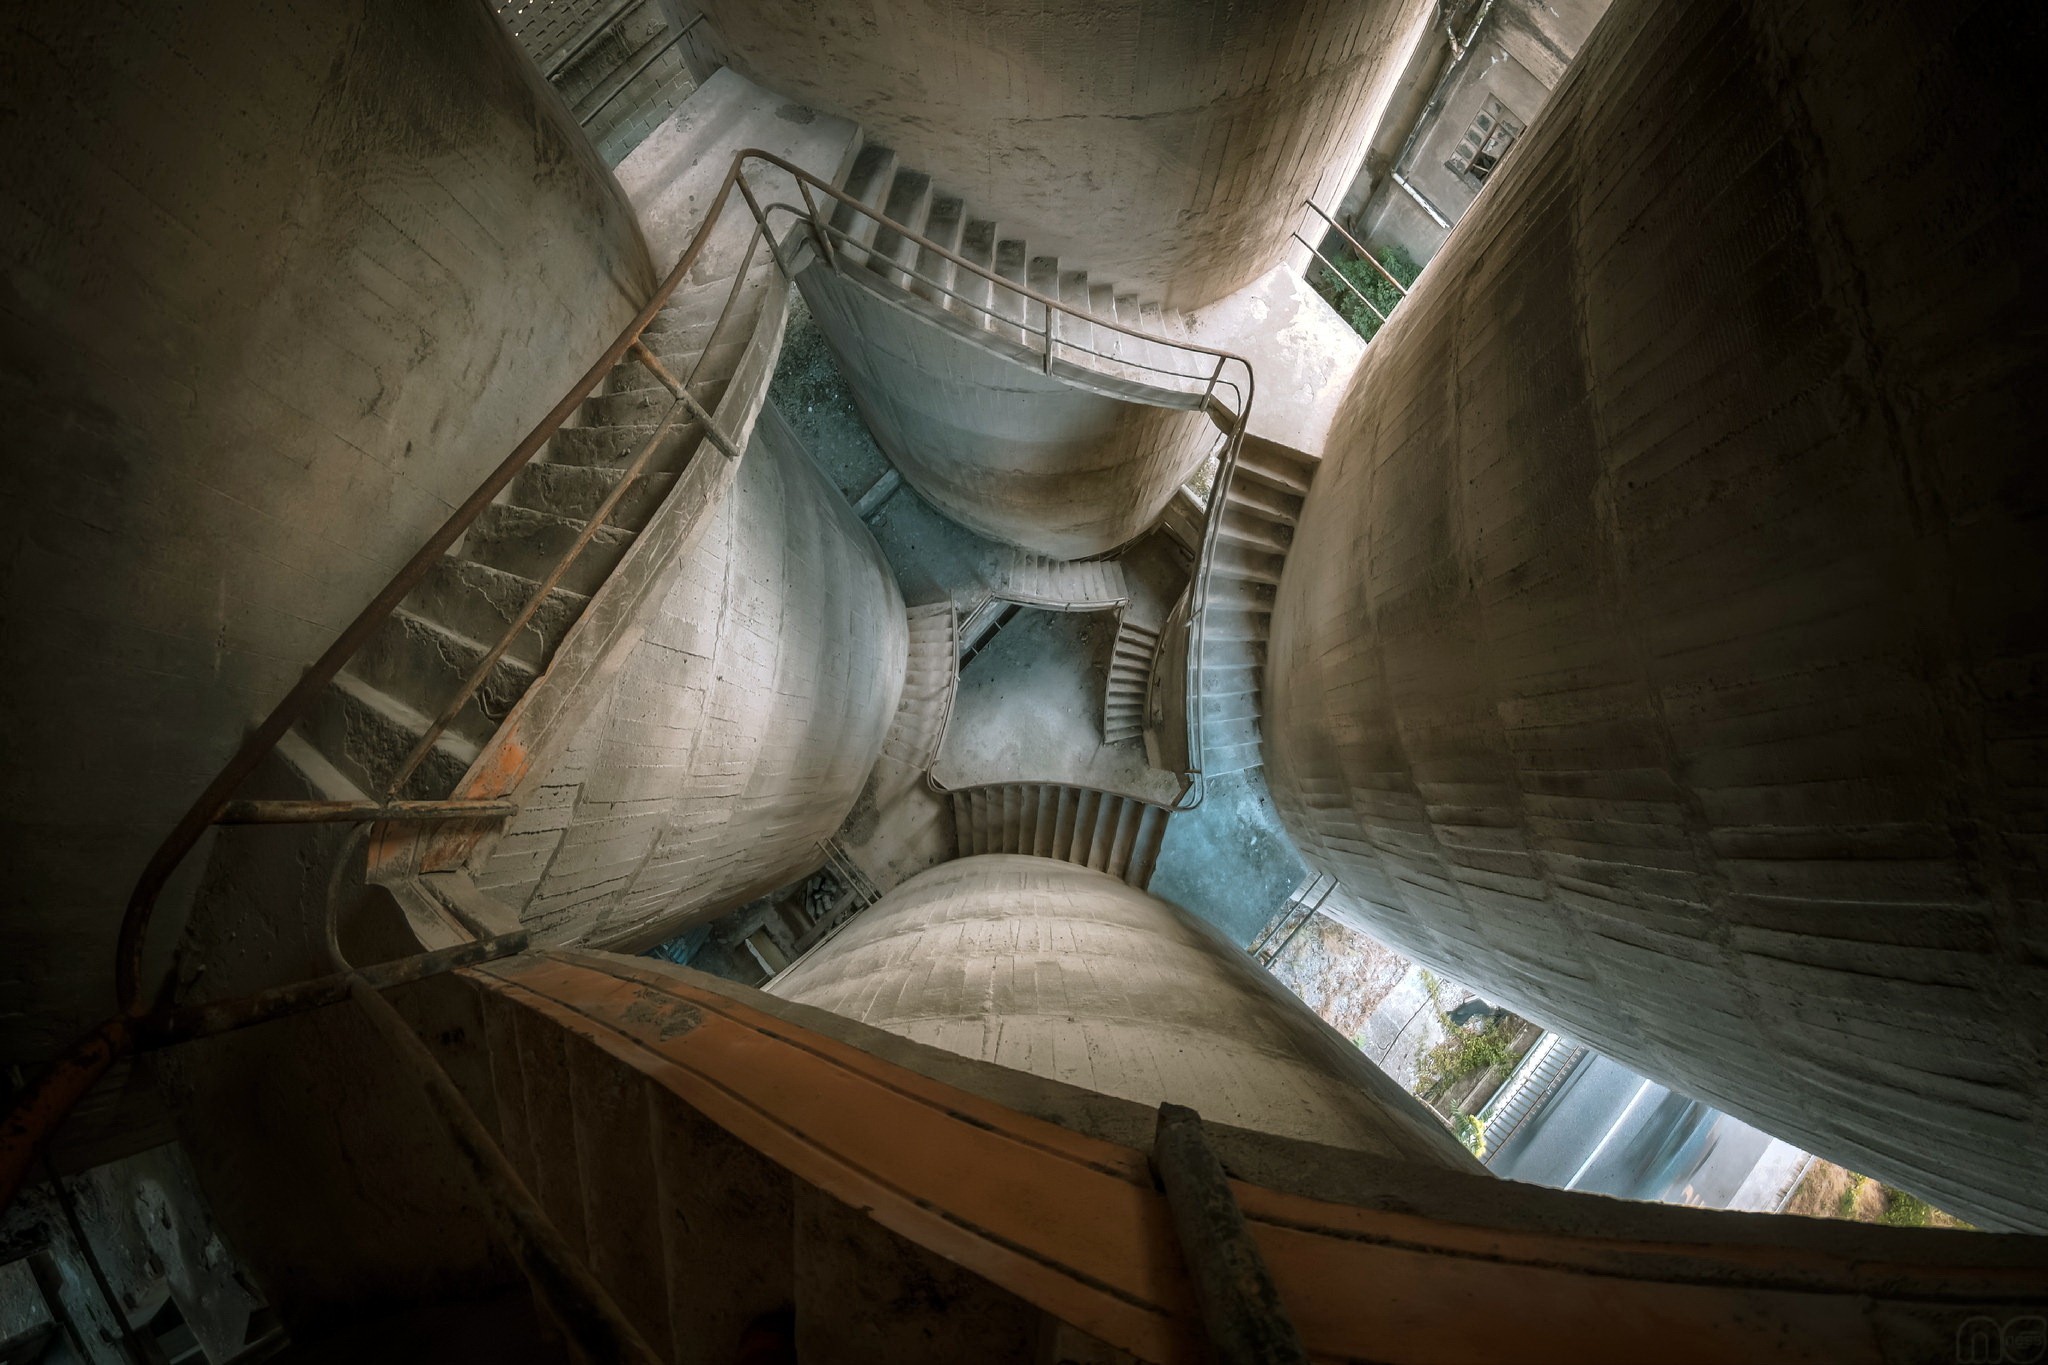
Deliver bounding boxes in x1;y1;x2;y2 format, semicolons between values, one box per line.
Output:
878;602;959;771
1102;616;1161;745
1192;436;1321;777
947;783;1170;888
295;273;764;804
988;547;1129;611
825;143;1208;395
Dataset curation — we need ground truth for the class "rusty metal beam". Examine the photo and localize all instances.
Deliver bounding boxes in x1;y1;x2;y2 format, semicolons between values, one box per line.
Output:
1150;1104;1309;1365
142;933;530;1047
213;799;517;825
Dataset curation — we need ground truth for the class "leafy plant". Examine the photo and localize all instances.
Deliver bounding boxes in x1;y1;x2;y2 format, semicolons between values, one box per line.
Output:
1877;1188;1935;1227
1309;241;1422;342
1416;1013;1521;1098
1451;1111;1486;1157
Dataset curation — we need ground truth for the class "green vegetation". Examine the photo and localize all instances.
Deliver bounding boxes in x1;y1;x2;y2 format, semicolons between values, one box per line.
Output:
1877;1188;1937;1227
1417;1016;1521;1098
1414;972;1529;1101
1836;1171;1866;1219
1451;1111;1487;1157
1309;241;1422;342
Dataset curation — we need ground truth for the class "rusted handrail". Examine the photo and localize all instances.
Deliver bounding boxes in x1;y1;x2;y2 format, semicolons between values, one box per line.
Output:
1301;200;1410;298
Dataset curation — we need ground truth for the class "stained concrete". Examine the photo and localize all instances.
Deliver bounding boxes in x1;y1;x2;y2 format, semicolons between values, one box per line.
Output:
1264;0;2048;1231
771;855;1484;1165
0;0;652;1088
695;0;1437;308
1148;770;1310;948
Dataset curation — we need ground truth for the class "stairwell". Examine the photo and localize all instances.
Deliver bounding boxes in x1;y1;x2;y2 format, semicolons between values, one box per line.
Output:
827;144;1211;397
1102;615;1161;745
299;275;767;808
877;602;960;771
1190;435;1321;777
947;782;1170;888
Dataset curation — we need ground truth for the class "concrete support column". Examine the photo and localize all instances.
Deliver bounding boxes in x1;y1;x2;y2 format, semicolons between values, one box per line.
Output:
1263;0;2047;1229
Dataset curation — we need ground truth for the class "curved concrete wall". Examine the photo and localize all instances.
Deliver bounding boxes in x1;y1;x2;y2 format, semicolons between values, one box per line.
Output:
698;0;1428;307
1263;0;2048;1228
477;407;907;948
0;0;652;1069
798;267;1214;556
772;854;1481;1166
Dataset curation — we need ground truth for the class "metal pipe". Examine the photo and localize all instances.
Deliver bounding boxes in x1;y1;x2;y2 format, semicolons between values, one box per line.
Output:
629;341;743;460
214;798;516;825
142;933;530;1046
349;979;664;1365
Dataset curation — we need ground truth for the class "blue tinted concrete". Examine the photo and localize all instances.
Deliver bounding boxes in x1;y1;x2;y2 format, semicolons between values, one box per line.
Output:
1149;768;1307;946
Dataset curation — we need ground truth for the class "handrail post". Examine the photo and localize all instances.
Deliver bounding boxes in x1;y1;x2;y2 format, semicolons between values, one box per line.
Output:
796;179;838;273
1294;233;1388;326
1043;305;1057;375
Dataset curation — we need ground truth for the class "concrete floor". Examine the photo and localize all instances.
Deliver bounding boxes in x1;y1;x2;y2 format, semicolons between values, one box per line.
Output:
1147;768;1308;946
935;609;1180;801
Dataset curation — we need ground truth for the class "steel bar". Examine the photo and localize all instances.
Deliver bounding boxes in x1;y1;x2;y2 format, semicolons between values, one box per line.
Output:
1150;1103;1310;1365
1301;200;1410;297
143;933;530;1047
213;799;516;825
349;979;663;1365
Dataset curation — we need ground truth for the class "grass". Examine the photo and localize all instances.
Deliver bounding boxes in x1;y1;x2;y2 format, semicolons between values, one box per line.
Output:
1414;971;1528;1102
1786;1160;1974;1229
1309;240;1422;342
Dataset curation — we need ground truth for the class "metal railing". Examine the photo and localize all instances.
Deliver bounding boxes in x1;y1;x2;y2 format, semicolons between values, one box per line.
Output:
1294;200;1411;331
2;146;1258;1204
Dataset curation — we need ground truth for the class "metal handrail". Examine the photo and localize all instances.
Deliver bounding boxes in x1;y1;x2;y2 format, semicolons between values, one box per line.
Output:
1301;201;1409;297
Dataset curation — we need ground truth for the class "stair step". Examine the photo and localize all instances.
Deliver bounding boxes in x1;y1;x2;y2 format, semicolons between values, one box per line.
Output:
831;143;899;261
991;239;1029;343
1201;688;1260;724
1024;256;1058;337
870;169;934;285
512;462;681;525
953;220;997;321
352;607;537;748
1223;476;1304;522
301;671;478;799
409;556;588;672
913;196;966;308
1207;738;1265;774
1209;541;1287;586
465;503;636;595
1055;269;1092;358
1216;510;1292;555
550;418;704;468
1234;448;1314;496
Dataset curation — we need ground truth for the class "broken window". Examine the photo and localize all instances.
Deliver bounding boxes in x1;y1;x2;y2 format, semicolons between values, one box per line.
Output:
1446;95;1525;187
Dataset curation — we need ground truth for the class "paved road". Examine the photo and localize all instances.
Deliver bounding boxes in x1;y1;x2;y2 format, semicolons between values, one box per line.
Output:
1488;1051;1782;1208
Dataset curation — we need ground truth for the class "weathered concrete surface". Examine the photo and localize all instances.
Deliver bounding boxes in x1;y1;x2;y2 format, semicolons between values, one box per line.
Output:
1181;265;1367;453
1263;0;2048;1230
696;0;1434;308
475;405;906;949
772;854;1483;1165
935;610;1181;803
0;0;651;1079
798;263;1216;557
